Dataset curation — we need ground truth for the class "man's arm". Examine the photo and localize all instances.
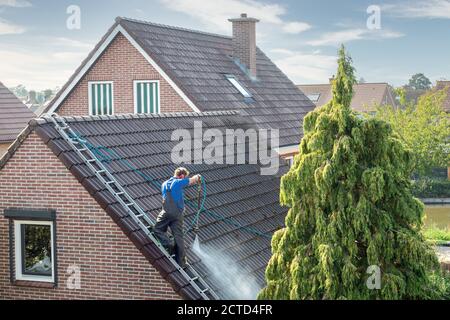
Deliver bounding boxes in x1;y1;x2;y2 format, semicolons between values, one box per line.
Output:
189;174;201;186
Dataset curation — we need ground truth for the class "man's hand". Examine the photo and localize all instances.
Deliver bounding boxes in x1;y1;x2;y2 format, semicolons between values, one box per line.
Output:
189;174;202;186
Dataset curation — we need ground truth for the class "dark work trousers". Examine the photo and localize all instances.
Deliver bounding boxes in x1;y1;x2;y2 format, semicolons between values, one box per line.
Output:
154;191;186;267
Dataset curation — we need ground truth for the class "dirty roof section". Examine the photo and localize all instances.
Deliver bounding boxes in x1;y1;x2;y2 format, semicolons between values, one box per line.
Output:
0;81;35;143
47;17;314;147
298;83;395;112
33;111;289;299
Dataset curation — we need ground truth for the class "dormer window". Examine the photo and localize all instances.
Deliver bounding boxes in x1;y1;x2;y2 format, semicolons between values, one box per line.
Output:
307;94;321;102
225;74;253;99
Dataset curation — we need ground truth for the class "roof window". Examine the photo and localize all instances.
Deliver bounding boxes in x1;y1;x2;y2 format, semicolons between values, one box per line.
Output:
225;74;253;98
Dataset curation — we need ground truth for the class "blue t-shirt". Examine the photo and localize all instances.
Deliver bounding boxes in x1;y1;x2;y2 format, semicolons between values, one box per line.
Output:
161;177;190;210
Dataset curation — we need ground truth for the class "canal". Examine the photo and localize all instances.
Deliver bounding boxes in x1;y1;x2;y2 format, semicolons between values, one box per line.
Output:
424;205;450;230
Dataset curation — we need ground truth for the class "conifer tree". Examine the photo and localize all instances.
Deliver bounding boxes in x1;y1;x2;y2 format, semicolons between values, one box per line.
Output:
259;45;445;300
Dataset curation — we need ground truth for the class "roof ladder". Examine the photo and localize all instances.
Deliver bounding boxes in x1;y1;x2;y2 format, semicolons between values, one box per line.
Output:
48;113;219;300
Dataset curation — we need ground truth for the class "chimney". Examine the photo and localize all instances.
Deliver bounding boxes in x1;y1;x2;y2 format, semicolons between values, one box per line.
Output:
329;75;335;84
228;13;259;79
436;80;450;90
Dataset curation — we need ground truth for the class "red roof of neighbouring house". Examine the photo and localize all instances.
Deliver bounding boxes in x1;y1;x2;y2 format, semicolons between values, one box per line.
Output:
298;82;396;112
434;81;450;113
0;82;35;143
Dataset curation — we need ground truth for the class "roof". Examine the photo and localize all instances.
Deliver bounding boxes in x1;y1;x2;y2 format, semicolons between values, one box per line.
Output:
15;111;289;299
0;82;35;143
434;81;450;112
45;17;315;147
298;82;395;112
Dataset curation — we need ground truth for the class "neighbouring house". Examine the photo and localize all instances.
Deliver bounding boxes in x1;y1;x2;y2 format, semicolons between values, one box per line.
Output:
43;14;315;162
0;111;288;299
298;81;397;113
0;82;35;157
433;80;450;113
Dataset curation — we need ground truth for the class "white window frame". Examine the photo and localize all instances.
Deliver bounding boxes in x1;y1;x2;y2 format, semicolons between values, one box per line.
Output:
307;94;321;102
286;156;294;167
88;81;114;116
225;75;252;98
14;220;55;283
133;80;161;114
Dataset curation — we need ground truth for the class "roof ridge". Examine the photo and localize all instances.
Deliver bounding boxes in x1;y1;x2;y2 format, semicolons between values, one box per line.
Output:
116;16;232;40
35;110;241;126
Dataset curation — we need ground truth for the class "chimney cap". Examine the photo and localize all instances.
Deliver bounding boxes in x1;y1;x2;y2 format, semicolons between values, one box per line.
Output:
228;13;260;23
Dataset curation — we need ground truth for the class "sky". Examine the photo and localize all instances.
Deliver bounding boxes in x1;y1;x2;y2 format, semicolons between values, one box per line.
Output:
0;0;450;90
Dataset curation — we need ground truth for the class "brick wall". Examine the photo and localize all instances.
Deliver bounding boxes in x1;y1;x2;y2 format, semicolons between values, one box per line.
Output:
0;132;180;300
58;33;193;117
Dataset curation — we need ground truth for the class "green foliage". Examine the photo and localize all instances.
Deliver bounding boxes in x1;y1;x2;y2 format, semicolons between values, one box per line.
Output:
374;88;450;175
331;45;356;108
424;226;450;243
408;73;432;91
9;85;58;106
259;46;446;300
411;178;450;198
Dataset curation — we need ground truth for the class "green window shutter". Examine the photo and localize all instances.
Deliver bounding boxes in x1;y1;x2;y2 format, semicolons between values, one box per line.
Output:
135;81;159;114
90;82;113;116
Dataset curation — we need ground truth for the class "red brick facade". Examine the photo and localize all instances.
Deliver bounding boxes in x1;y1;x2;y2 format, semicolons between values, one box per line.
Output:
57;33;193;117
0;132;180;300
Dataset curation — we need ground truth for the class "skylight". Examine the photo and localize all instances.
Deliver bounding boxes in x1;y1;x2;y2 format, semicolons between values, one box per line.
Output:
307;94;321;102
225;75;252;98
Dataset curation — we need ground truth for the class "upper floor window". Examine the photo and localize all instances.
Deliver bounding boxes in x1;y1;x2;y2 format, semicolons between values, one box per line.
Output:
89;81;114;116
134;80;160;114
225;74;252;99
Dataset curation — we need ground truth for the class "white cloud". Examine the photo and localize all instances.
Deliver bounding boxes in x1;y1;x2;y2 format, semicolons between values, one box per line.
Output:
0;44;91;90
384;0;450;19
159;0;311;34
307;28;404;46
0;18;25;34
0;0;32;7
282;21;311;34
51;37;93;49
270;49;337;84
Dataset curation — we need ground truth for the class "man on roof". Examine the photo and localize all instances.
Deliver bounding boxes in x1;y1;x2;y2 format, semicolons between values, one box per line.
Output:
154;167;201;267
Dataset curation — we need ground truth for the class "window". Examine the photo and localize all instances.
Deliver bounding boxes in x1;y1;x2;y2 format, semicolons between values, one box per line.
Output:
88;81;114;116
286;156;294;167
134;80;160;114
14;220;55;282
225;74;253;98
307;94;321;102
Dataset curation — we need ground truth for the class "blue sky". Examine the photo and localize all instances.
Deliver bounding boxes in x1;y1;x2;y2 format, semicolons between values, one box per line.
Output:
1;0;450;90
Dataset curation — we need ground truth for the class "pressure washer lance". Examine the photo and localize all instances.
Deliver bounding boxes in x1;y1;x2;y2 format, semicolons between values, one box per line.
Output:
192;175;202;252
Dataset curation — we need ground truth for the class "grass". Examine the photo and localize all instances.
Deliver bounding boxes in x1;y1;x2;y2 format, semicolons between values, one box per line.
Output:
424;225;450;245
